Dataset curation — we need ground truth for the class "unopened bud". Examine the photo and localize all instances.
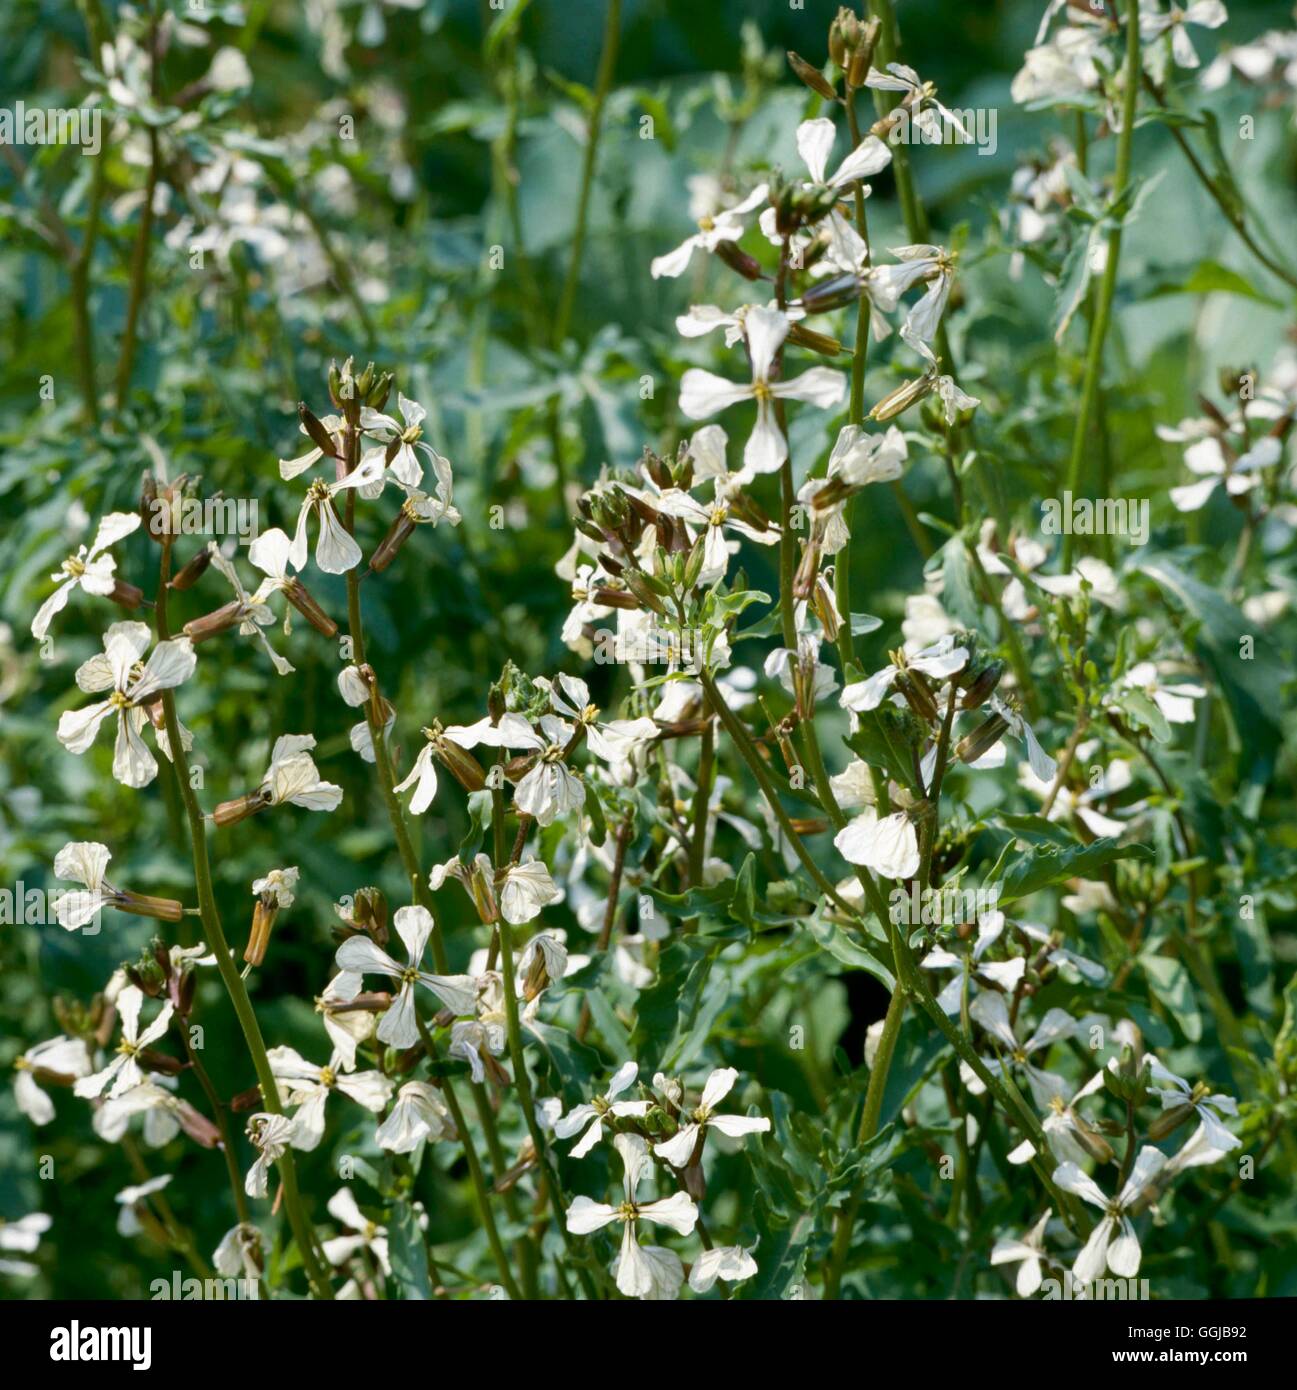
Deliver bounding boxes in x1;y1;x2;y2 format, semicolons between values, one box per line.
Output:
282;577;338;637
788;51;838;100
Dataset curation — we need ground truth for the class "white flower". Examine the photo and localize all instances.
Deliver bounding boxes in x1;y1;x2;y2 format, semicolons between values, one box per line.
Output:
213;1224;262;1282
1140;1;1228;70
647;488;780;586
544;673;658;769
680;306;846;476
56;622;196;789
1165;1121;1235;1174
74;986;174;1101
565;1133;699;1298
253;866;299;908
52;841;114;931
0;1212;50;1277
321;1188;390;1275
1114;662;1207;726
776;118;892;268
287;451;385;574
260;734;343;811
1017;920;1107;985
498;857;563;924
980;696;1057;782
93;1079;188;1147
449;1017;507;1084
376;1080;456;1152
967;993;1076;1109
13;1035;92;1125
841;633;968;713
990;1212;1050;1296
31;511;141;640
115;1174;172;1237
652;1067;771;1167
1168;433;1278;512
1147;1058;1240;1152
315;970;373;1071
1054;1146;1168;1281
267;1046;392;1151
613;1243;684;1300
505;715;587;826
554;1061;651;1158
650;183;769;279
1041;1070;1110;1165
688;1244;758;1294
244;1112;296;1199
865;64;973;143
359;393;448;490
921;912;1027;1014
205;543;294;675
335;905;477;1048
834;808;921;880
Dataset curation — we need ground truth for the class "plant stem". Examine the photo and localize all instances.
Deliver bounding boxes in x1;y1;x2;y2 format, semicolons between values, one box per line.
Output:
153;540;333;1299
1061;1;1140;568
553;0;622;346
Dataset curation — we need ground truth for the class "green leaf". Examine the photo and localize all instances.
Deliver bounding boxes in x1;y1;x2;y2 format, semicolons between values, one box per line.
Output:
1139;558;1286;786
388;1200;432;1301
1138;258;1282;308
1141;954;1203;1043
994;837;1154;904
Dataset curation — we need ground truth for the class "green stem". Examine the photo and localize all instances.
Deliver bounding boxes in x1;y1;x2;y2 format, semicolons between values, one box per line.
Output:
1061;2;1140;568
153;542;333;1299
553;0;622;346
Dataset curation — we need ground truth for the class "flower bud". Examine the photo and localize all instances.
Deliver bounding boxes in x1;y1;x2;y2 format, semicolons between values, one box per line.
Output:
369;507;418;573
168;547;213;591
298;402;338;458
788;51;838;100
871;371;936;423
366;370;394;411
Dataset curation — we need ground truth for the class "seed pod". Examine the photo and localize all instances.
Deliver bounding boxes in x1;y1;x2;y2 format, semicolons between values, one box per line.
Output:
956;711;1008;766
369;507;418;573
1147;1102;1196;1142
283;577;338;637
213;788;273;828
788;50;838;100
786;322;843;357
960;660;1004;710
117;891;185;923
433;737;487;793
168;547;213;591
713;238;764;282
244;898;279;968
110;578;146;610
871;371;936;423
799;273;864;314
297;403;335;458
899;671;940;725
183;600;245;644
137;1047;185;1077
175;1102;222;1149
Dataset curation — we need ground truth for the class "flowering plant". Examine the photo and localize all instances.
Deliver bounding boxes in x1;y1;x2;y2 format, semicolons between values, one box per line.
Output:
1;0;1295;1310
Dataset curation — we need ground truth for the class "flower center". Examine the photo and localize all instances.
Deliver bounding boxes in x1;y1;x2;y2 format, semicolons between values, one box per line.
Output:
400;966;420;988
319;1066;336;1088
697;215;715;232
65;558;86;578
